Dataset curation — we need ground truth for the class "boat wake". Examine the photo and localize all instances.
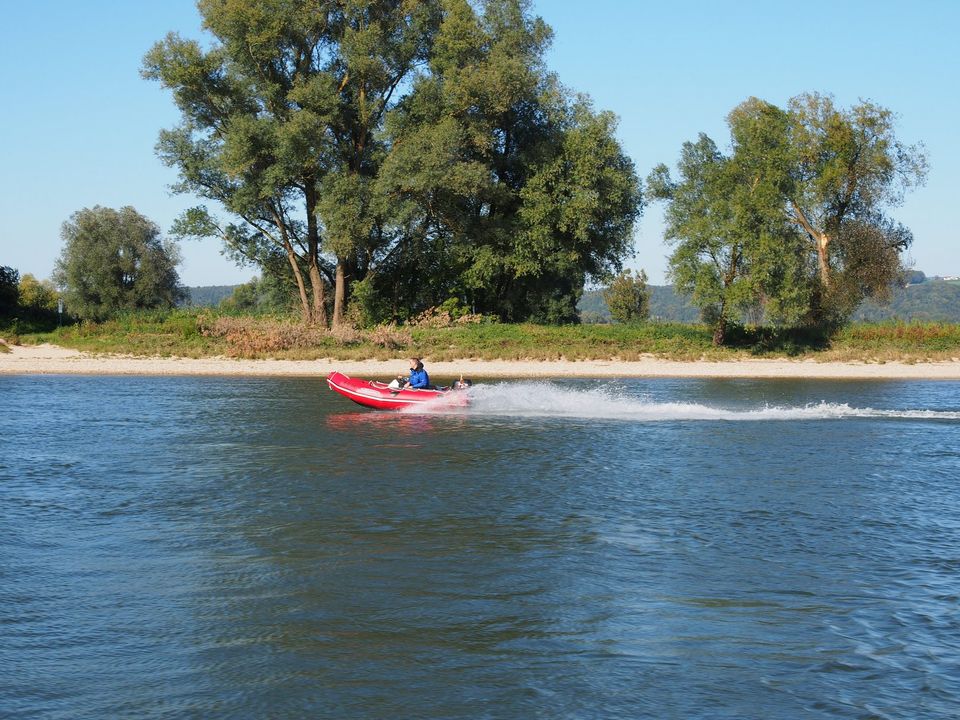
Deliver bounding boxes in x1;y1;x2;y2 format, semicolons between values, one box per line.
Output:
411;381;960;422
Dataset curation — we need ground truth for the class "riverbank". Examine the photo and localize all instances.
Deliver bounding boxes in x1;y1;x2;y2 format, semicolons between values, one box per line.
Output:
3;342;960;379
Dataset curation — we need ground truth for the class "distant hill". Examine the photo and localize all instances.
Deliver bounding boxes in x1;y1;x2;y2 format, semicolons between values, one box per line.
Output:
580;276;960;324
184;285;238;307
186;278;960;321
580;285;700;323
851;280;960;322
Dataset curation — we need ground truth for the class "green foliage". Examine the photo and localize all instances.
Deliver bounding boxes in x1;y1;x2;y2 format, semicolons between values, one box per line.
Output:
603;270;650;324
0;266;19;318
345;275;394;328
219;274;297;315
721;324;832;356
185;285;239;307
53;206;186;321
9;274;63;330
835;322;960;355
585;277;960;329
146;0;639;327
376;1;642;323
580;285;701;324
647;131;781;343
18;274;59;314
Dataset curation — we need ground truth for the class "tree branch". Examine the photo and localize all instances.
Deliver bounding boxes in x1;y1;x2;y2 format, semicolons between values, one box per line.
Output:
789;201;825;247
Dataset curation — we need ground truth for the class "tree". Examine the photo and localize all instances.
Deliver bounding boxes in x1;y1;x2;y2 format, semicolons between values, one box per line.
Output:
0;266;19;318
782;93;926;322
144;0;442;326
18;274;60;316
220;273;297;314
374;0;642;323
604;269;650;324
647;130;795;344
648;93;926;343
53;207;186;321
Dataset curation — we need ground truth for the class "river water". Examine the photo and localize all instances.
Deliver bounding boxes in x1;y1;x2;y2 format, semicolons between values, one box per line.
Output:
2;375;959;719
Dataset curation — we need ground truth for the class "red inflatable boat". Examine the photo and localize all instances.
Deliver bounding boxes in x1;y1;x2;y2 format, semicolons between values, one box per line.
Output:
326;371;468;411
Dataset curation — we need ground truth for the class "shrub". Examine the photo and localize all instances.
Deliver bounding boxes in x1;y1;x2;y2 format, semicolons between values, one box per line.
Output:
346;277;392;328
604;269;650;324
198;315;326;357
411;301;488;328
329;323;362;345
368;323;411;349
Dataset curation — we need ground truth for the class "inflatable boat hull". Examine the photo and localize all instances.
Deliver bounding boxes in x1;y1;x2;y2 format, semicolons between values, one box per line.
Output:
326;371;466;411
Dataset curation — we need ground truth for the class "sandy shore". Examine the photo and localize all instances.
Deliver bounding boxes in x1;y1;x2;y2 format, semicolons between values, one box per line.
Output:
2;342;960;379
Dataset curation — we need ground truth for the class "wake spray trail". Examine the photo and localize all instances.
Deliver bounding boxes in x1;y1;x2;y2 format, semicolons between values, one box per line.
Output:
412;381;960;422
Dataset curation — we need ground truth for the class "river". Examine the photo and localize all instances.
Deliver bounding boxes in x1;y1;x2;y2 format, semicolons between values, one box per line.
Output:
2;375;959;718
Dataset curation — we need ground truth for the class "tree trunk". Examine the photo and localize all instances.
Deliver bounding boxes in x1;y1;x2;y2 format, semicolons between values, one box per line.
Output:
285;246;311;321
304;182;327;326
308;262;327;326
277;223;310;321
817;233;831;288
333;261;346;327
791;202;831;288
712;313;727;346
712;249;739;346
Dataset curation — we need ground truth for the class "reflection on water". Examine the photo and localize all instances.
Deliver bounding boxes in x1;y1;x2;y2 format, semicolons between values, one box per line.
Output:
325;410;472;436
2;375;960;719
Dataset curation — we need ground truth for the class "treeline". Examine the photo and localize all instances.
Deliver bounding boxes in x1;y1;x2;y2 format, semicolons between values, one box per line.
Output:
579;278;960;324
13;1;928;343
145;0;924;343
0;266;61;332
852;280;960;322
184;285;239;308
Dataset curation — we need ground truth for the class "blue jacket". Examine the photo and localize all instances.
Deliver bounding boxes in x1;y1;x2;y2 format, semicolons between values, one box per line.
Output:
408;367;430;388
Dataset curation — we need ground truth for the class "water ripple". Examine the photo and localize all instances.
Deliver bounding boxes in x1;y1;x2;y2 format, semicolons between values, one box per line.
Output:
2;376;960;718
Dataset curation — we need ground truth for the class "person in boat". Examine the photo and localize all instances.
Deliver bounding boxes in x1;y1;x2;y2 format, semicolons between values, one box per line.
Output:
454;375;473;390
402;358;430;389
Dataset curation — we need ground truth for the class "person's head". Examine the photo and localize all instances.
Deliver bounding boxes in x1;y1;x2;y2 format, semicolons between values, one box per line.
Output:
409;358;423;372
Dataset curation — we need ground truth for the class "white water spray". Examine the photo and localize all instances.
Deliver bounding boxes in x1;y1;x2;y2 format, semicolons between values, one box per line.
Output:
412;381;960;422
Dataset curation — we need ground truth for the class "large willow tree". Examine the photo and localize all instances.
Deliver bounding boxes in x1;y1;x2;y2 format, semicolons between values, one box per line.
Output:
53;207;185;322
143;0;441;325
648;93;927;343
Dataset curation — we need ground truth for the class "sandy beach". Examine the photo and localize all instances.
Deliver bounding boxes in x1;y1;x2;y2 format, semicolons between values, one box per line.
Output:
2;342;960;379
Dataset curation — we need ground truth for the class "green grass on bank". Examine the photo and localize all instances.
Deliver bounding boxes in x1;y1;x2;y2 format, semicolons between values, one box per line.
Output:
829;322;960;360
4;308;960;363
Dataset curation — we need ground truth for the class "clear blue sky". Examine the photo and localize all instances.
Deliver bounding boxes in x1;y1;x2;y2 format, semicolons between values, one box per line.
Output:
1;0;956;286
